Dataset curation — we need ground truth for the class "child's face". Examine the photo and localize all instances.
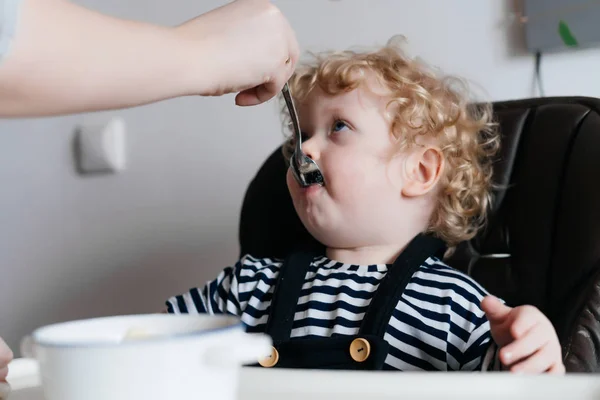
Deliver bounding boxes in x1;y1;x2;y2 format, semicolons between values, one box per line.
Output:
286;81;434;250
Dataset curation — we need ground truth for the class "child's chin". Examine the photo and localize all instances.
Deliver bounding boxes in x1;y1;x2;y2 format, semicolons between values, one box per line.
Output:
302;224;339;248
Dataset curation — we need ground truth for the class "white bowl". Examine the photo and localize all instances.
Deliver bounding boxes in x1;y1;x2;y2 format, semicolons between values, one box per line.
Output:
15;314;271;400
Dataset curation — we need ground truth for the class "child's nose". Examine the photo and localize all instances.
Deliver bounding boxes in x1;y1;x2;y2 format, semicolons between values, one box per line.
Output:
301;137;321;161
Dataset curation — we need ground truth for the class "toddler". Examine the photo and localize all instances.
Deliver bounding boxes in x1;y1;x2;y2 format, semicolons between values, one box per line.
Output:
166;40;564;373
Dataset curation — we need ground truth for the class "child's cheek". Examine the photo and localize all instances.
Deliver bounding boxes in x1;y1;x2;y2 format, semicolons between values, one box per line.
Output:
327;152;373;201
286;169;300;200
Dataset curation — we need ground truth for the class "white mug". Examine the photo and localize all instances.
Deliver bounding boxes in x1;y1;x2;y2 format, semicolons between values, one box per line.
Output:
16;313;271;400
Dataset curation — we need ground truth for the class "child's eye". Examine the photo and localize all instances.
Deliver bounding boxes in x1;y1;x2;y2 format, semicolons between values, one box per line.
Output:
332;120;349;133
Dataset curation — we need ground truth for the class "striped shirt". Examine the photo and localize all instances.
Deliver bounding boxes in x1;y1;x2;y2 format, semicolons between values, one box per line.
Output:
166;253;497;371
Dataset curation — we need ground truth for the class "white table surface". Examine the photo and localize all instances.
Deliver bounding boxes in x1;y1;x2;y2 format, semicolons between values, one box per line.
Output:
5;358;600;400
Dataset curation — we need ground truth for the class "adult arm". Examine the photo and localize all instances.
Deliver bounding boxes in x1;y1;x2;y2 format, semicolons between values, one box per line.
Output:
0;0;298;117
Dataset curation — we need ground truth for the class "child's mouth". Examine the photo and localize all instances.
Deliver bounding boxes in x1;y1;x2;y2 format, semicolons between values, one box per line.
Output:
301;183;323;196
299;167;325;187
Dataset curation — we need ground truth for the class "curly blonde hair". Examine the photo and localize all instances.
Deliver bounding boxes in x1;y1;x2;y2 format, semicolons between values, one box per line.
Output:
279;39;500;249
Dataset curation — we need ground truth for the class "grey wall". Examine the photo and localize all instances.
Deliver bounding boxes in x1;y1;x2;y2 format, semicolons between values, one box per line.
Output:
2;0;600;354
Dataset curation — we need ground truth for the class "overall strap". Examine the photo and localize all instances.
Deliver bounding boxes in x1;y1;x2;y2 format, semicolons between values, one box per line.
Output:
359;234;447;337
264;251;316;343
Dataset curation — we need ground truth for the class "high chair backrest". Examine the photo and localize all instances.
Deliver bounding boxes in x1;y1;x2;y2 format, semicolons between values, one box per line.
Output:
238;96;600;372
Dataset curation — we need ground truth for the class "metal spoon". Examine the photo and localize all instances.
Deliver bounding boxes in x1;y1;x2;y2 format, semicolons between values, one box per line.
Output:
281;82;325;187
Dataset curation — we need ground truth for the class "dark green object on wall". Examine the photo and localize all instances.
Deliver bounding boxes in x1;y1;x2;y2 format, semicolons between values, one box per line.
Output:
558;20;579;47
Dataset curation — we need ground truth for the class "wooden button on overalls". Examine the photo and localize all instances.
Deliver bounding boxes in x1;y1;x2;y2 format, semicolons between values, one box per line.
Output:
259;346;279;368
349;338;371;362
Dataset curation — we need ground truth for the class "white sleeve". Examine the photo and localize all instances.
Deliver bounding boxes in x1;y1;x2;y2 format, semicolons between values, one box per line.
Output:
0;0;22;63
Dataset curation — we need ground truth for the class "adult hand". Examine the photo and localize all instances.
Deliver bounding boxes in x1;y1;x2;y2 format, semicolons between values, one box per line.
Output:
177;0;299;105
0;0;299;117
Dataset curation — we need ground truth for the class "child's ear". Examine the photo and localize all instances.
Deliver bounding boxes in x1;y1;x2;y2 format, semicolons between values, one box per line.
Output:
401;147;444;197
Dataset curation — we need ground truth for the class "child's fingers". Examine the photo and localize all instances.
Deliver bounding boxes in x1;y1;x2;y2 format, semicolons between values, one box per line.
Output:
481;296;512;325
508;306;540;339
499;323;548;366
0;366;7;382
509;343;557;373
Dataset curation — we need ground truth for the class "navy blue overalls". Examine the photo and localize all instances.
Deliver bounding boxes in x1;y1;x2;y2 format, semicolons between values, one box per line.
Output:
254;233;447;370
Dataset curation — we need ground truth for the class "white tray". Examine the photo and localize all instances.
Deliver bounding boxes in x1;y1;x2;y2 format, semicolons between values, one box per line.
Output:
5;358;600;400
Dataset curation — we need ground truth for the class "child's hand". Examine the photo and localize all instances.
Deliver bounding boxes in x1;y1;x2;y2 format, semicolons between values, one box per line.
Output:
0;337;13;382
481;296;565;374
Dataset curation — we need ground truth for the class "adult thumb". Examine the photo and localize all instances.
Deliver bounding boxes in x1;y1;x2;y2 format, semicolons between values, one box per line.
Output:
481;295;511;325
